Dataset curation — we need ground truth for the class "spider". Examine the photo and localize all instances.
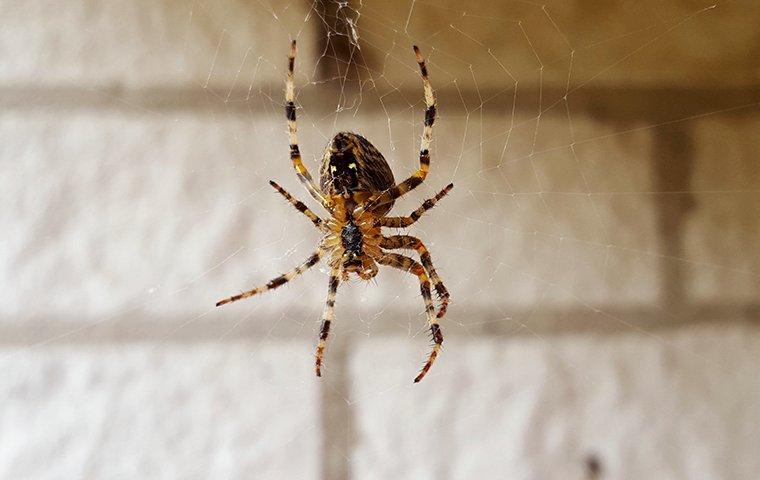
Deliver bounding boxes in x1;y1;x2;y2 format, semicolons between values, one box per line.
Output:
216;41;452;383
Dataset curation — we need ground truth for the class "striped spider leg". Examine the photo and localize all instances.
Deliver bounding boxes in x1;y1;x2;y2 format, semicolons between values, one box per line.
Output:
375;183;453;229
286;40;330;210
376;253;441;383
214;181;330;307
269;180;329;232
380;234;449;319
215;247;326;307
358;45;437;216
315;263;341;377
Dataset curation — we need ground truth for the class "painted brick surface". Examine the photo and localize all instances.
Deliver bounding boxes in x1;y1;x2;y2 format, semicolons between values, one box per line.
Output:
0;1;317;89
3;2;759;478
2;109;657;325
685;117;760;303
349;323;760;480
0;342;318;480
1;111;329;321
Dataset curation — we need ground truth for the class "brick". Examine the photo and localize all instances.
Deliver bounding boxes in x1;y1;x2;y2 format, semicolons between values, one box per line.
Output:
0;342;319;479
350;323;760;479
685;117;760;303
0;1;317;89
400;110;659;309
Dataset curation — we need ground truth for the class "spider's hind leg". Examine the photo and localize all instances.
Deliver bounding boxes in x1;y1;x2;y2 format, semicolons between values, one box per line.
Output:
380;235;449;319
376;252;442;383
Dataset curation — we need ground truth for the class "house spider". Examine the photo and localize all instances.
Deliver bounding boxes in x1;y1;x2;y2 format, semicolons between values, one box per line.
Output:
216;41;452;383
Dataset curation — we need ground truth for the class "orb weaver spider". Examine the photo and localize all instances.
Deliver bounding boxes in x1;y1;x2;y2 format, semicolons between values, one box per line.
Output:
217;41;452;383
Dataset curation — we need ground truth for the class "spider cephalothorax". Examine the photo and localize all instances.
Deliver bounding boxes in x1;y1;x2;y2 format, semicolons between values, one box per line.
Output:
217;41;452;383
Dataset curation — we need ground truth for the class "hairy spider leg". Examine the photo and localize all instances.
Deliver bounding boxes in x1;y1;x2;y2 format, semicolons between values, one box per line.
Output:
377;253;442;383
216;248;324;307
286;40;329;208
269;180;328;231
380;235;449;319
360;45;436;215
376;183;453;228
315;263;341;377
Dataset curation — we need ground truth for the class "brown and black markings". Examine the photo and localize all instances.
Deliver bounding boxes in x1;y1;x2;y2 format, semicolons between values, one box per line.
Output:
216;41;452;383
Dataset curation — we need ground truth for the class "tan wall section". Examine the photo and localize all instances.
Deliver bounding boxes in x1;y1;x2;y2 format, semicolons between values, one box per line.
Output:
356;0;760;89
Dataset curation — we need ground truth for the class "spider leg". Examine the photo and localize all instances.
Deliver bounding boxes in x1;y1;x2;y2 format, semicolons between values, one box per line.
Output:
380;235;449;319
376;252;442;383
357;46;436;215
286;40;329;209
269;180;328;232
377;183;453;228
316;263;341;377
215;248;324;306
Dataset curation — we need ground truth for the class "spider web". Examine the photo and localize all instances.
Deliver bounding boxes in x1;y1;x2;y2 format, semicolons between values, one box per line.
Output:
3;0;760;479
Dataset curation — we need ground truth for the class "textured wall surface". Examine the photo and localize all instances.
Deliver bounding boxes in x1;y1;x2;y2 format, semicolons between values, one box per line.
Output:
3;1;760;479
0;343;318;480
351;324;760;480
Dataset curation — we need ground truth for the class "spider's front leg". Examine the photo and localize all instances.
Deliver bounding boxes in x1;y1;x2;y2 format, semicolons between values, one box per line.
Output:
380;235;449;319
316;263;341;377
377;183;453;228
377;252;442;383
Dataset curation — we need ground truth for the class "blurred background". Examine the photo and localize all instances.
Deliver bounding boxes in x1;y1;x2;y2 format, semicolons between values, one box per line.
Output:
2;0;760;478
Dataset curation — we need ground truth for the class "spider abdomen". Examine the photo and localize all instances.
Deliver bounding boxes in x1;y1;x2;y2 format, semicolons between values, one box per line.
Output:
319;132;395;214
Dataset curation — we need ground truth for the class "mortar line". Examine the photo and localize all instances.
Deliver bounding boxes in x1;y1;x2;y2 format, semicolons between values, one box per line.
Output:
1;85;759;120
652;121;696;311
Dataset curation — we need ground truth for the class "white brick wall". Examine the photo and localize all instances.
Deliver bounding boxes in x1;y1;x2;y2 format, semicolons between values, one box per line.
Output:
4;0;760;478
350;324;760;480
0;342;319;480
0;0;668;331
0;111;327;320
1;108;660;325
0;1;318;88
